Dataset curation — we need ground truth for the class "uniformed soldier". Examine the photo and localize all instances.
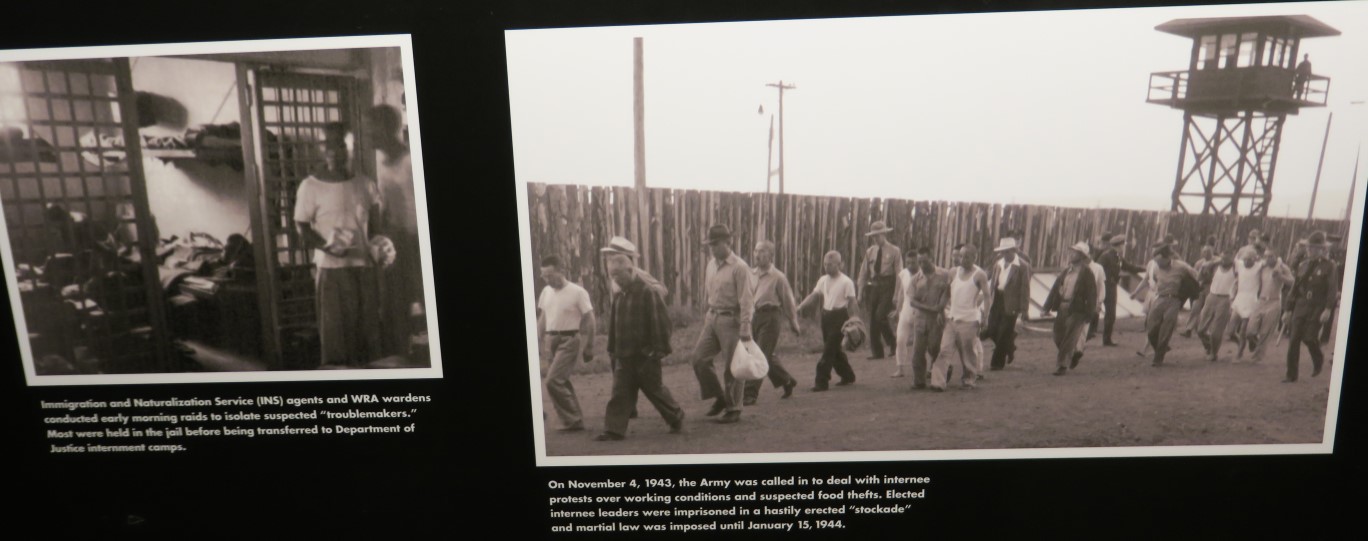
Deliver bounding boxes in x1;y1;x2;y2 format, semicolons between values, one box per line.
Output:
1282;231;1339;383
1317;234;1346;345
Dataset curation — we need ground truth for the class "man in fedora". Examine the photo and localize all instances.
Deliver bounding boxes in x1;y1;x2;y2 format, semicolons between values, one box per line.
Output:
596;237;685;441
1041;241;1099;375
985;237;1030;371
1096;232;1145;346
1282;231;1338;383
857;220;902;360
691;224;754;424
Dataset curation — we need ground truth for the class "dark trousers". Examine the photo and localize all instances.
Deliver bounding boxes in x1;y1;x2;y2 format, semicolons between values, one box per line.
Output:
1103;281;1119;342
986;295;1017;370
603;356;684;437
816;308;855;388
744;308;797;400
316;266;382;366
866;280;896;357
1285;311;1325;382
910;312;942;388
1053;312;1090;369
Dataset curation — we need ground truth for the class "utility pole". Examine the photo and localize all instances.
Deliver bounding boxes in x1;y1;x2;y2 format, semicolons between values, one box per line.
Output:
765;114;774;193
634;37;646;191
765;80;796;195
1307;112;1332;220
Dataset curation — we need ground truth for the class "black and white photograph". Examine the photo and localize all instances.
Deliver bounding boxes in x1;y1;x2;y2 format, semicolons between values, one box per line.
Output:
511;1;1366;464
1;36;442;385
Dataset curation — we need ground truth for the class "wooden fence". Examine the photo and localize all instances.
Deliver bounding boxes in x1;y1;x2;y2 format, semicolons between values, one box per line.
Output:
525;182;1347;318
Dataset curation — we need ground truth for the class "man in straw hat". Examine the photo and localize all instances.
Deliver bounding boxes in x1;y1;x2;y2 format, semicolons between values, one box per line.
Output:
985;237;1031;371
928;244;990;391
595;237;685;441
690;224;755;424
1282;230;1338;383
798;250;859;391
1040;241;1099;375
857;220;902;361
1096;232;1145;346
1144;243;1197;367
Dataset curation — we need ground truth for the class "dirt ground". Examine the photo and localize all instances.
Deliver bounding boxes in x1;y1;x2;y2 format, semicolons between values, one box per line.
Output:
539;312;1334;457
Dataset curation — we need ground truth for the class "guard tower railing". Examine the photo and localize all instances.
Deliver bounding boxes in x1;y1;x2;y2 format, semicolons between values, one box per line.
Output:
1147;69;1329;111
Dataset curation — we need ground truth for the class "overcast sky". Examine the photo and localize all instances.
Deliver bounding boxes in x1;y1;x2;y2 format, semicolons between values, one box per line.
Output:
506;1;1368;220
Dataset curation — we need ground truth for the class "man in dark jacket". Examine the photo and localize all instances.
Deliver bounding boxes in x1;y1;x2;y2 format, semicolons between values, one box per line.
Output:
1282;231;1338;383
985;237;1031;370
1041;241;1098;376
1095;233;1145;346
596;238;685;441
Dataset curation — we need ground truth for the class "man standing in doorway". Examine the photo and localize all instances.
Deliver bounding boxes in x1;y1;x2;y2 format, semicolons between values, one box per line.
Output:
1041;241;1099;376
537;255;596;432
857;221;902;361
745;240;801;404
1283;231;1338;383
691;224;754;424
294;121;383;367
929;244;990;391
797;250;859;392
597;238;685;441
1096;233;1145;346
986;238;1030;371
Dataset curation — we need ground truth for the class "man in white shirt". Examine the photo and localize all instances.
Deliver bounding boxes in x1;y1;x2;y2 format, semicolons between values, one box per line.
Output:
929;244;991;391
294;121;383;367
798;250;858;392
536;255;596;432
1197;248;1237;361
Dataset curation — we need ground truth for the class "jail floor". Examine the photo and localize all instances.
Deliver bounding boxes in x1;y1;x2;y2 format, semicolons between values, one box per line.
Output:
181;340;268;371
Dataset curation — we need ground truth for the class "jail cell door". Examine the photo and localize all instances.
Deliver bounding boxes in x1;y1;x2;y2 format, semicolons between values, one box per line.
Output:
0;59;171;373
245;71;361;368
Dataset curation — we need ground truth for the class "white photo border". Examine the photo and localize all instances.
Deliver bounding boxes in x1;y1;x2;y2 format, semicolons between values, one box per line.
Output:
1;34;445;386
509;3;1359;466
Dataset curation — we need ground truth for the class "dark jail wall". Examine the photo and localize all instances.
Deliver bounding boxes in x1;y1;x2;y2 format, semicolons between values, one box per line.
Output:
525;182;1346;319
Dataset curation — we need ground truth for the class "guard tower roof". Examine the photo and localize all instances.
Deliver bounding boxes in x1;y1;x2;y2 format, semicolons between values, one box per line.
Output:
1155;15;1340;39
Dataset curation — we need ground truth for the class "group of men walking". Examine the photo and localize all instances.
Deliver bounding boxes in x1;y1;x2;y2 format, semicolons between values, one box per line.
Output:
536;220;1343;442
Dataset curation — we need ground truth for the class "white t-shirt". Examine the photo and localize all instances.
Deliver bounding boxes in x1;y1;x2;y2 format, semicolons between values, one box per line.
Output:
1209;265;1237;296
948;265;986;322
813;273;857;311
294;175;381;269
538;281;594;332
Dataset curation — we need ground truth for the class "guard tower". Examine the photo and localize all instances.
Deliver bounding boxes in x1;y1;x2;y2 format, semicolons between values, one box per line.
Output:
1147;15;1339;216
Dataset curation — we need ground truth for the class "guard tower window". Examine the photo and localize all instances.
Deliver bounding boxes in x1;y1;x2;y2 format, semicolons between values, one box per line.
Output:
1236;32;1258;67
1198;35;1218;70
1218;33;1239;69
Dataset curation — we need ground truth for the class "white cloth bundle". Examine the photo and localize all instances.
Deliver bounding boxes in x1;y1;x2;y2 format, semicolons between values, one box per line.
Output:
730;339;769;381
